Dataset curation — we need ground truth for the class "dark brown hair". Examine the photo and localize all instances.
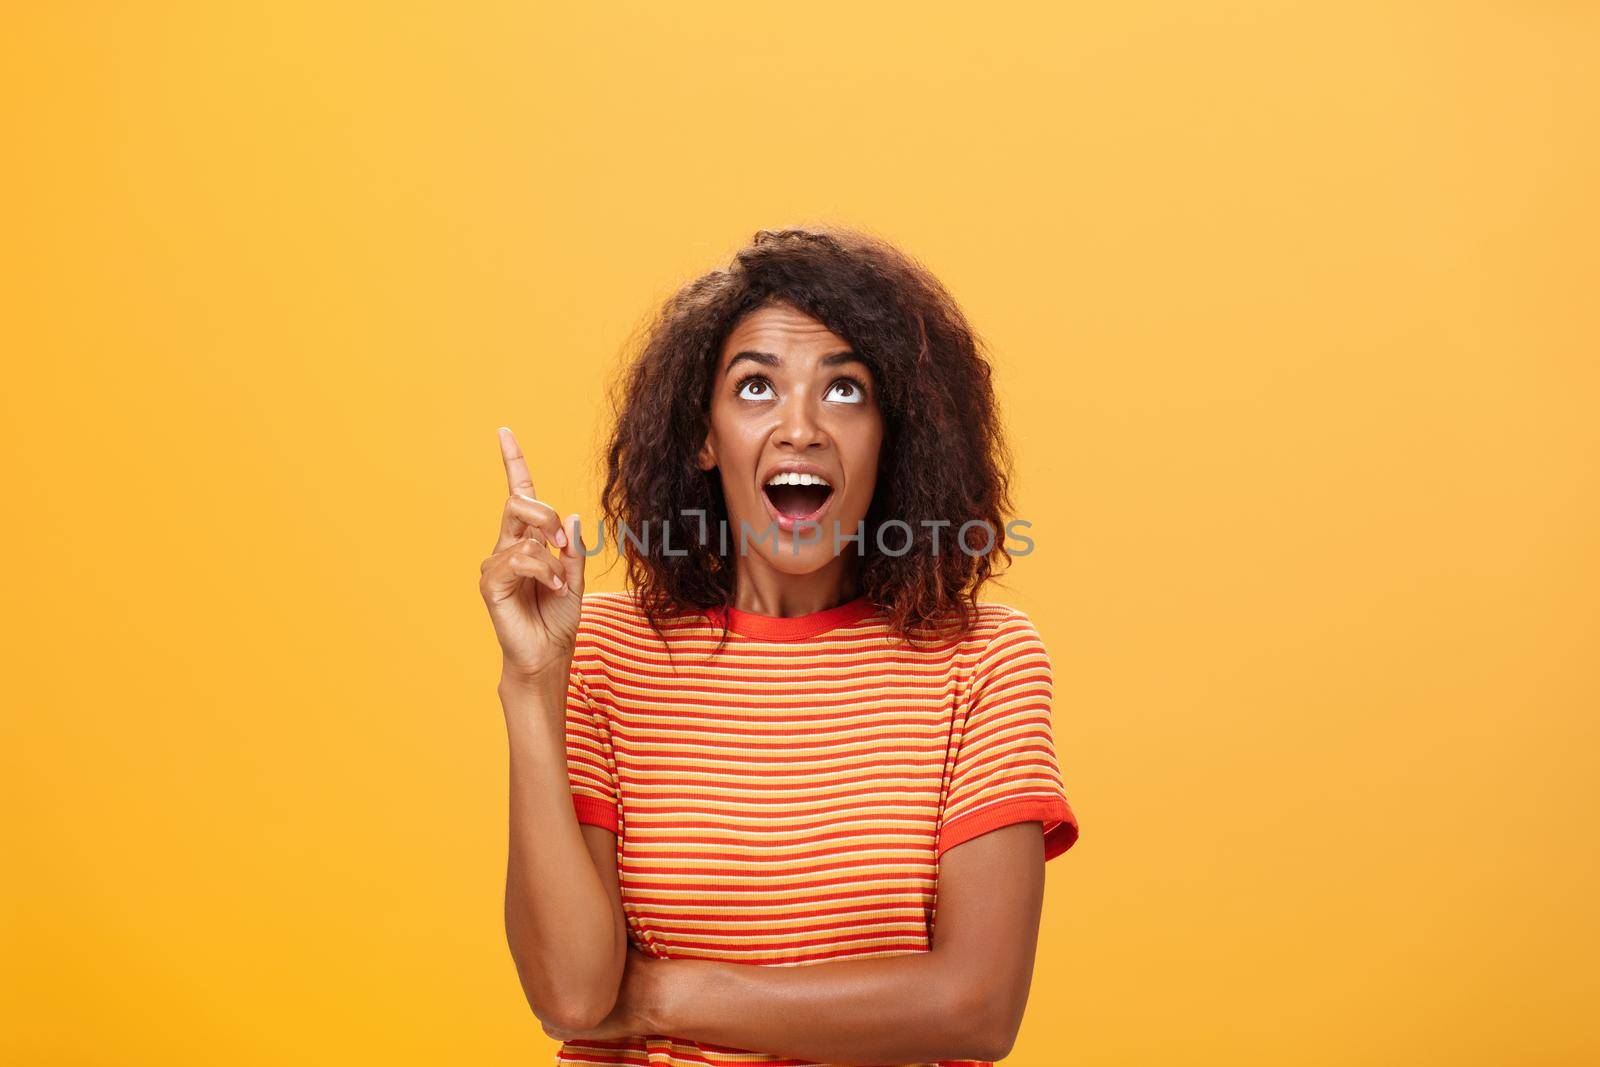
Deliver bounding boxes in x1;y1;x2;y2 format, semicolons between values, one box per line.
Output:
599;225;1019;651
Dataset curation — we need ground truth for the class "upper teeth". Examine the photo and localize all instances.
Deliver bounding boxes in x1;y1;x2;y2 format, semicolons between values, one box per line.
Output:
766;472;831;488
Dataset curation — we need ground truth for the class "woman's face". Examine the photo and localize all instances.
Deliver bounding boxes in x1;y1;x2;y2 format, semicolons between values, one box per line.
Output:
697;302;884;578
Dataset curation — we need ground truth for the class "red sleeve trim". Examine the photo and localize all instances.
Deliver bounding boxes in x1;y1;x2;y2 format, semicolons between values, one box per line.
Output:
938;796;1079;861
572;795;620;835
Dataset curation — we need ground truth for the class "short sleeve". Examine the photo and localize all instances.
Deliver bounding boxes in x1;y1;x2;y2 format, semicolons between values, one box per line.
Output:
938;610;1080;861
565;665;622;836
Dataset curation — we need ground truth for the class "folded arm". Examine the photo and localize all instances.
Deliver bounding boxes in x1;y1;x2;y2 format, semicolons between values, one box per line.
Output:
637;821;1049;1065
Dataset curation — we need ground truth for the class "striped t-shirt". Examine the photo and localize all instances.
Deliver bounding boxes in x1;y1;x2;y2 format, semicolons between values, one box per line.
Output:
559;590;1080;1067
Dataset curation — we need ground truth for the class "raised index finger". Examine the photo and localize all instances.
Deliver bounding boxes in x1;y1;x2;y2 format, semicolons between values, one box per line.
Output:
497;427;536;498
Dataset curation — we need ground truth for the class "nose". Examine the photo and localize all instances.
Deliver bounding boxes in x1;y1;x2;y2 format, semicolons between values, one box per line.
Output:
775;394;827;451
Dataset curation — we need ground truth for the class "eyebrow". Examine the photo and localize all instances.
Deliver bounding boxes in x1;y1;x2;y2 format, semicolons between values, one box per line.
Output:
725;349;866;376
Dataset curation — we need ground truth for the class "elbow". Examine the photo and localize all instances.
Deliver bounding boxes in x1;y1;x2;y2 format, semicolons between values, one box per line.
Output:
972;1014;1021;1063
537;987;619;1033
515;957;623;1034
952;982;1025;1063
505;920;624;1034
968;1019;1018;1064
976;1027;1019;1064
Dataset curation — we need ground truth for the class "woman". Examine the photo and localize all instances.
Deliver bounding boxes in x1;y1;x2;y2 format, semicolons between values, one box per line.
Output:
480;227;1080;1067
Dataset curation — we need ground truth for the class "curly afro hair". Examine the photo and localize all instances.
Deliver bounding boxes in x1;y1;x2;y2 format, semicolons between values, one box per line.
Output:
599;225;1021;652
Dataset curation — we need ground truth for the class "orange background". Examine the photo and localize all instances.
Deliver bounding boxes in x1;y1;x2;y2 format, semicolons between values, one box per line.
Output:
3;3;1597;1064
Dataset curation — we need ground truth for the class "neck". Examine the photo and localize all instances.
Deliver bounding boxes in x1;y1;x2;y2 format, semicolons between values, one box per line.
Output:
730;550;859;618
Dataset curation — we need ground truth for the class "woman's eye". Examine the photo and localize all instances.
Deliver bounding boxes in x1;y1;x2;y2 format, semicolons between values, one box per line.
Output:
826;379;865;404
737;378;773;400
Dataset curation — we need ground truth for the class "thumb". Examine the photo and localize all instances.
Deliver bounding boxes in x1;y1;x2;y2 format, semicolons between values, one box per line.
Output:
559;513;588;596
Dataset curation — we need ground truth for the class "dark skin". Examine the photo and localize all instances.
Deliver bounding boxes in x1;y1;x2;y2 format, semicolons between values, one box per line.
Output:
696;300;885;616
541;303;1050;1063
545;822;1048;1064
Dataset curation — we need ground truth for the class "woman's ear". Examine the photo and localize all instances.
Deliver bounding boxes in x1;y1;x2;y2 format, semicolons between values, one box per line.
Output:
695;436;717;471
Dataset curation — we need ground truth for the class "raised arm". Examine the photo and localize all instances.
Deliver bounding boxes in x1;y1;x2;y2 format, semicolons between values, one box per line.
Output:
481;427;624;1030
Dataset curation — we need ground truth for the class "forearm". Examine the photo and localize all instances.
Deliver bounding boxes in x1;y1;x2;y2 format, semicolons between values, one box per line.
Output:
500;667;622;1029
647;949;1001;1066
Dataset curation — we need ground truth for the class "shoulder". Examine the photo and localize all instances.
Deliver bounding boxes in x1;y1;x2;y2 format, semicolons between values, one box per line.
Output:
573;589;712;649
965;602;1050;670
972;601;1035;630
573;590;647;644
577;589;644;621
969;601;1044;647
569;592;648;688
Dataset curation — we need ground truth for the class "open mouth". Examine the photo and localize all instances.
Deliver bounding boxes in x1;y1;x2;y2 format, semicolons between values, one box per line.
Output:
761;472;834;526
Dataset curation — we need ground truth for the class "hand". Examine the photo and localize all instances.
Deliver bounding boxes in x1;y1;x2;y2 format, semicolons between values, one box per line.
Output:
540;946;666;1043
479;427;587;683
